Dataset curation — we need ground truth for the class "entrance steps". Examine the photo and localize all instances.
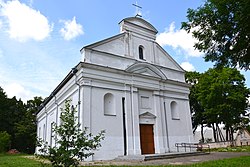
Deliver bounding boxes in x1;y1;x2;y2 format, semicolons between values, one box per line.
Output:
144;151;209;161
116;152;209;161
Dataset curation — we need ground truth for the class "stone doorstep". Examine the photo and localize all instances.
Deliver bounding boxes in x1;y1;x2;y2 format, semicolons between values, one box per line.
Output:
144;151;210;161
115;151;210;161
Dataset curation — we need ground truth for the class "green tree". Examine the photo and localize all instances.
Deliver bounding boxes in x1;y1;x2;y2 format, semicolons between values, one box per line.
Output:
15;97;43;153
182;0;250;70
0;87;10;134
185;71;206;142
0;88;26;151
37;100;105;167
0;87;23;151
0;86;43;153
10;97;27;150
197;68;249;141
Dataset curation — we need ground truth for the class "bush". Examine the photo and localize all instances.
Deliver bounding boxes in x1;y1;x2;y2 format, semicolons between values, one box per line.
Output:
0;131;11;153
36;100;105;167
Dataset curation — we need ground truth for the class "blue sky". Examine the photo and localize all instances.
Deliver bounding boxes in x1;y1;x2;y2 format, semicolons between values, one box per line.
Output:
0;0;249;102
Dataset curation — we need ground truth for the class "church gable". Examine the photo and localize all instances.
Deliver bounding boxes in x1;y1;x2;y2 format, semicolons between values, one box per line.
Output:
82;33;126;57
80;17;185;81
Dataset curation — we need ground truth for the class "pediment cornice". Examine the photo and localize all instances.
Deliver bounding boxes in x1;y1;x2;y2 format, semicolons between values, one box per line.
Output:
125;62;167;80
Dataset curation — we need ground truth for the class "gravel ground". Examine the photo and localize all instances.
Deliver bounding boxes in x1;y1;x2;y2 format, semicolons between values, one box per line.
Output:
80;152;250;166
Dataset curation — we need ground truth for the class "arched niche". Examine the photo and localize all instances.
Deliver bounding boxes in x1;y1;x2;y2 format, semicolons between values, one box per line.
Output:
170;101;179;120
104;93;115;116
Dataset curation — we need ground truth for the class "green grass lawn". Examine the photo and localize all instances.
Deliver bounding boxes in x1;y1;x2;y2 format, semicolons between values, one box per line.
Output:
178;156;250;167
209;145;250;152
0;154;49;167
0;153;250;167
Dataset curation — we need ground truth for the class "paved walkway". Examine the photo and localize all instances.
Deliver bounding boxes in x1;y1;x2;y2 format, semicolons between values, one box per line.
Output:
80;152;250;166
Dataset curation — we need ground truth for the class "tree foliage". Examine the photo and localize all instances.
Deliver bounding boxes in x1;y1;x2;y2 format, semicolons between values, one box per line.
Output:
185;71;206;142
37;100;105;167
15;97;43;153
185;71;204;131
182;0;250;70
0;131;11;152
0;86;43;153
186;68;250;142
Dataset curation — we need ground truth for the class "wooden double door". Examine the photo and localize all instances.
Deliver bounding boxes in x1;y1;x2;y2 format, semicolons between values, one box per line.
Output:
139;124;155;154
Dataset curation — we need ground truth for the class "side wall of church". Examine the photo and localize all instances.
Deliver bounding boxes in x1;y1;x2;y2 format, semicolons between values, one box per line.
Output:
36;75;82;151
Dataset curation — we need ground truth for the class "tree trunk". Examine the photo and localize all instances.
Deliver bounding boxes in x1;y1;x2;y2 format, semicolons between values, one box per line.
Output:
212;124;217;142
230;127;234;141
229;127;235;146
226;127;229;141
217;124;225;142
201;124;204;143
215;124;219;142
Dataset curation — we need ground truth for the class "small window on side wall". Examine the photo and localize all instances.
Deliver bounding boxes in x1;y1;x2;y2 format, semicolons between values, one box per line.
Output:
104;93;116;116
139;45;144;60
170;101;180;120
43;124;46;140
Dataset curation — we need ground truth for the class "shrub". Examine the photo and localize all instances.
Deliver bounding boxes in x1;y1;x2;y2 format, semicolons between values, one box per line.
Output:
0;131;11;153
36;100;105;167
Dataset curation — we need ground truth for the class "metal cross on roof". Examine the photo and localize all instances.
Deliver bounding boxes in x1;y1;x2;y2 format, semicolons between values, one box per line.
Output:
132;2;142;17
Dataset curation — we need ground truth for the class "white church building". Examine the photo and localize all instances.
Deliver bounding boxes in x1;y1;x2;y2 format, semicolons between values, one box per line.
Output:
36;17;193;160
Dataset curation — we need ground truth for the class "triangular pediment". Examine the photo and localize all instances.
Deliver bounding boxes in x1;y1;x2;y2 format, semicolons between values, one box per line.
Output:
139;112;156;119
126;62;167;80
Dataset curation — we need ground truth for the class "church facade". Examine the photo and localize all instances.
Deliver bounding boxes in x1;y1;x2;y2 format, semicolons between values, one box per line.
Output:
36;17;193;160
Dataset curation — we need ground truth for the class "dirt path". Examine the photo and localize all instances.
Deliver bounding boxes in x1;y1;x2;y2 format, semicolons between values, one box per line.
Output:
80;152;250;166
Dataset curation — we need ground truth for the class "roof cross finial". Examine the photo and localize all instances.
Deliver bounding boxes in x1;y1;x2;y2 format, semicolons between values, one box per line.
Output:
132;2;142;17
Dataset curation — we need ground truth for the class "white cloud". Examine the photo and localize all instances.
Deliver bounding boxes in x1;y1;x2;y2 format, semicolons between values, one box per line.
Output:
1;0;52;42
156;22;203;57
60;17;83;40
0;20;2;29
4;83;33;102
180;62;195;71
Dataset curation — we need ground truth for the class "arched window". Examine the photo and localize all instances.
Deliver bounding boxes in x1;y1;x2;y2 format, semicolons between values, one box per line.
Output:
170;101;179;120
139;45;144;60
104;93;115;116
43;124;46;140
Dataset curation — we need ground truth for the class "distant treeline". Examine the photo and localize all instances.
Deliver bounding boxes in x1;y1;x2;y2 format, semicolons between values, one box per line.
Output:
0;87;43;154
